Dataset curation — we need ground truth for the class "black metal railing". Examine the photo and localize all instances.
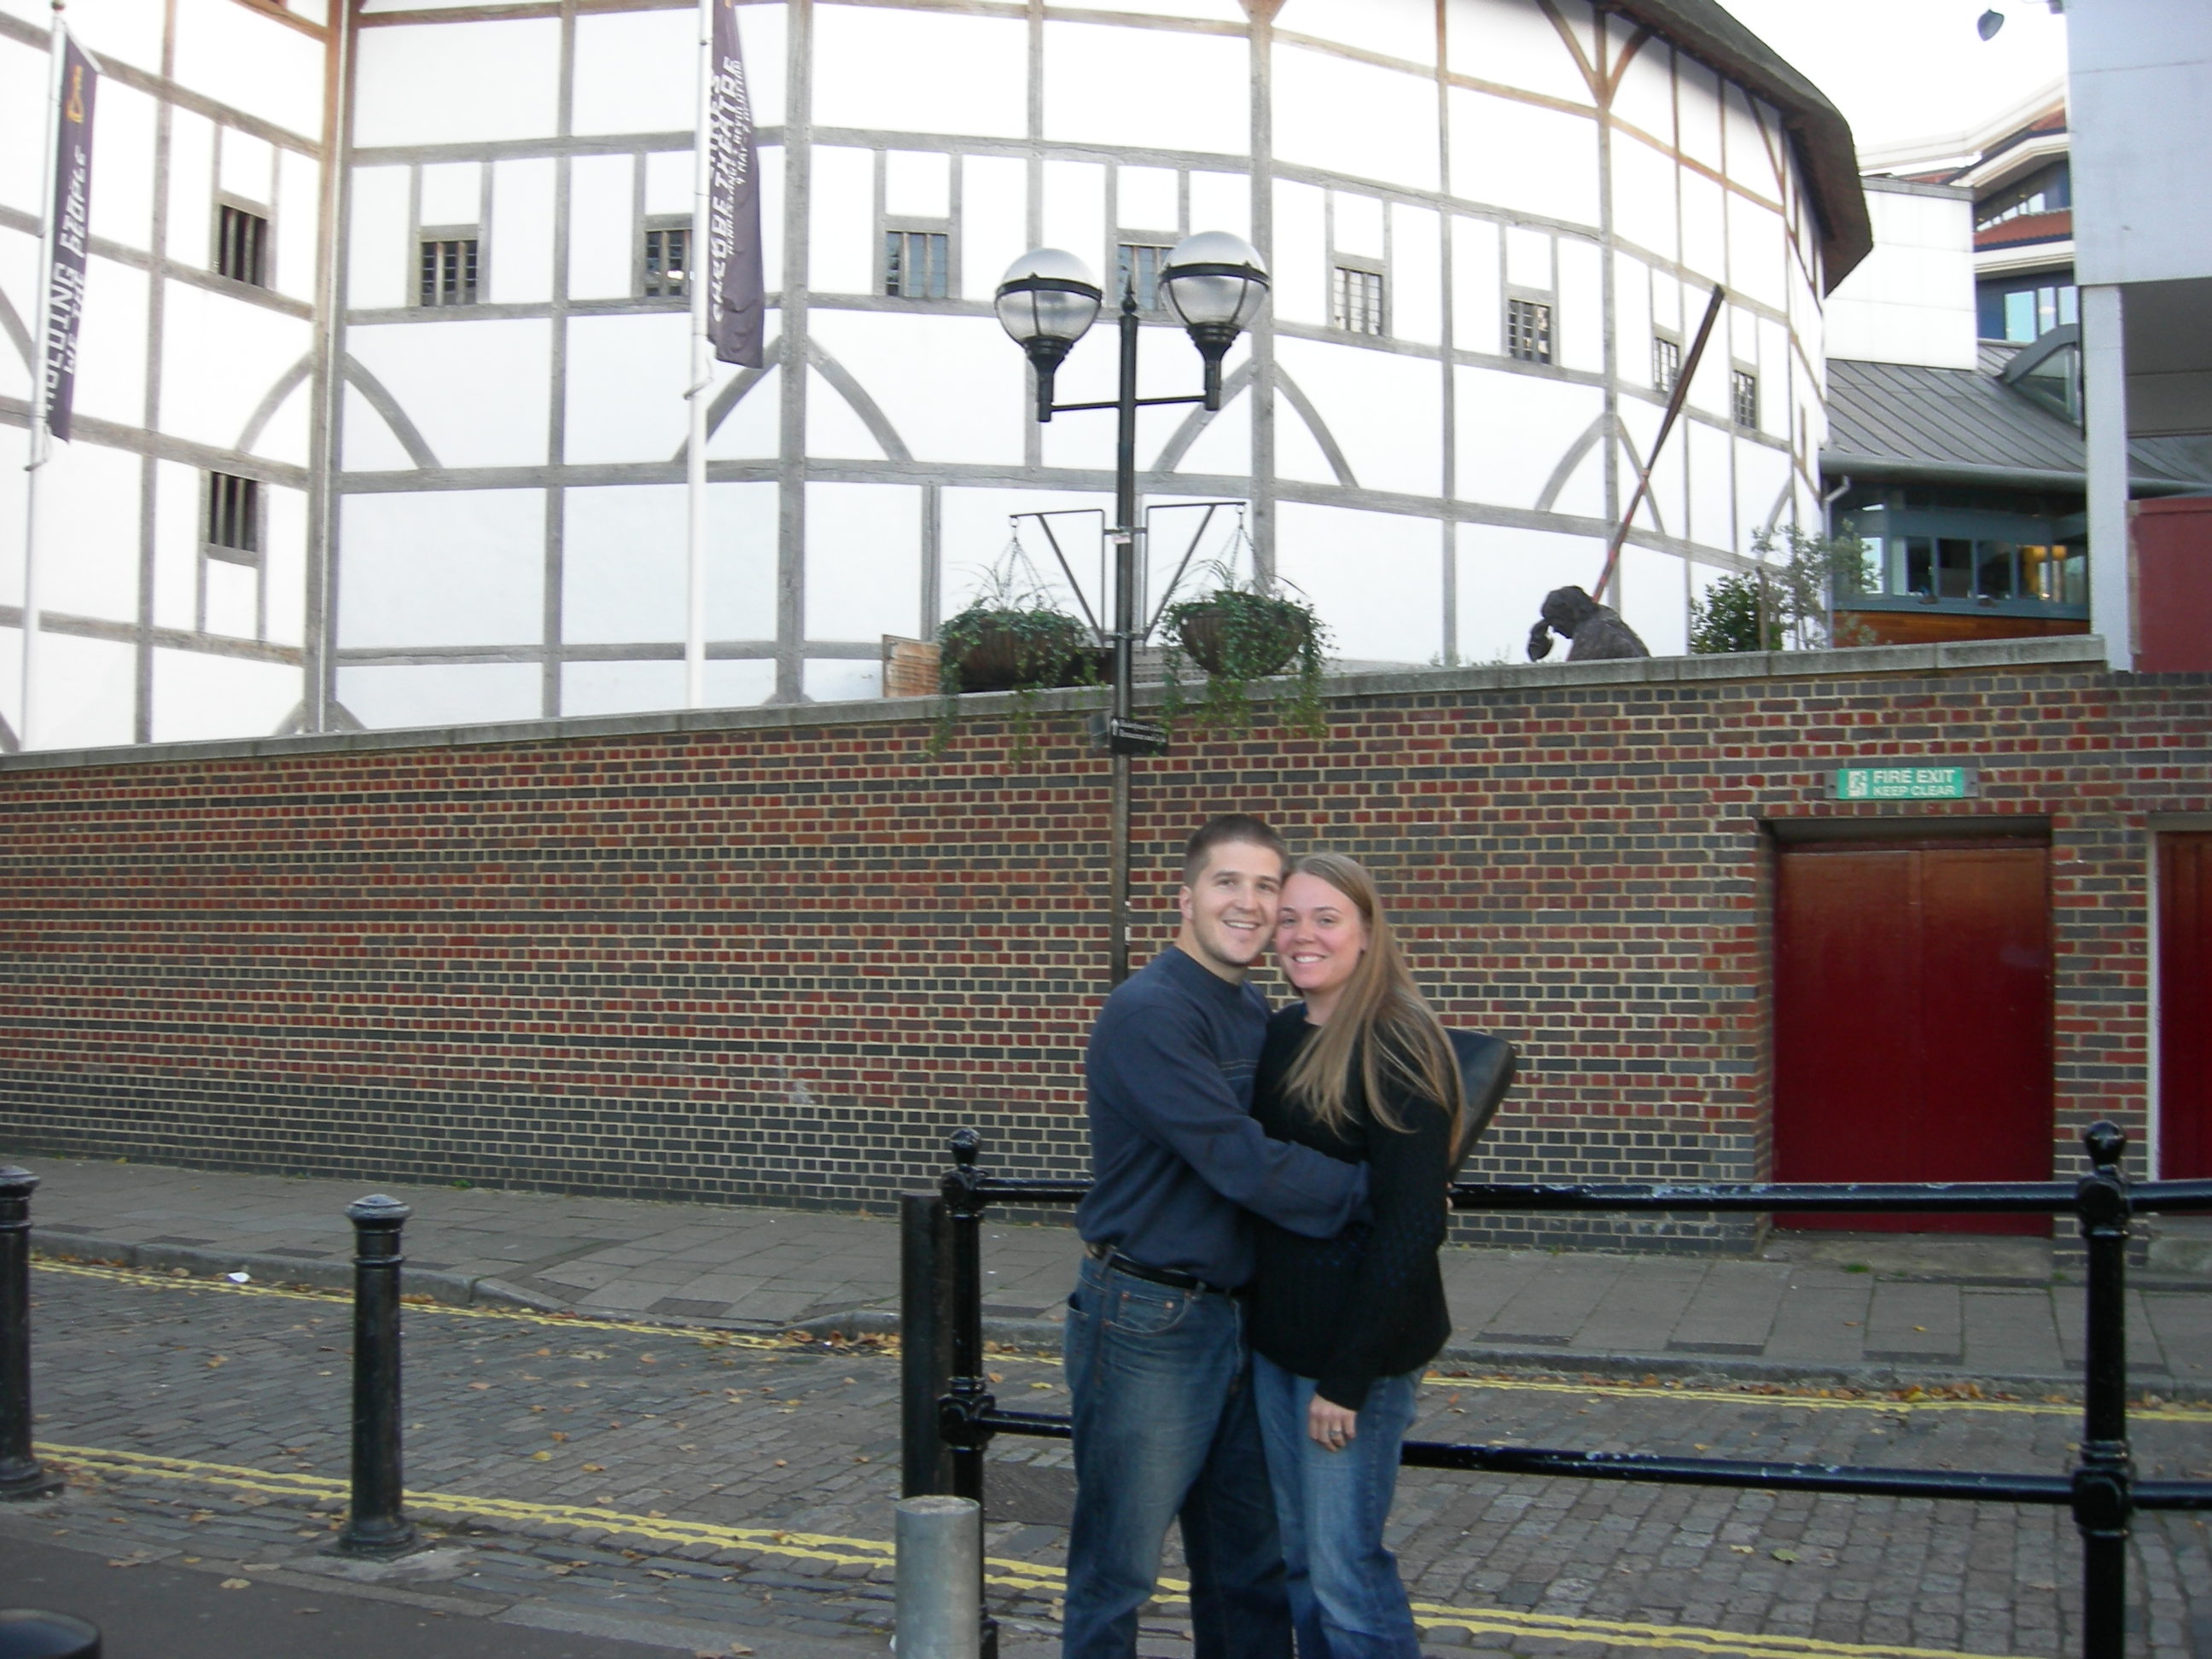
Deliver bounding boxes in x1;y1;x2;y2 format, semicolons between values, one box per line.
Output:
901;1123;2212;1659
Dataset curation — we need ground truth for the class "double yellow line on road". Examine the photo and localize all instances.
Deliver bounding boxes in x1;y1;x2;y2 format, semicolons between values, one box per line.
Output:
44;1440;2037;1659
41;1258;2212;1423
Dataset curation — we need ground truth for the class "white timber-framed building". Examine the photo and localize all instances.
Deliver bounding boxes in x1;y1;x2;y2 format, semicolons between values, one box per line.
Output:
0;0;1870;748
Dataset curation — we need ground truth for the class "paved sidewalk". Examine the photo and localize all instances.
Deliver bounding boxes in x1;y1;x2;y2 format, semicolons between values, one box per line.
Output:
11;1151;2210;1392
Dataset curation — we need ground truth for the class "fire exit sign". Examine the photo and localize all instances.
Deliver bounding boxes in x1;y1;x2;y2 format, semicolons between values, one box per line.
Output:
1833;766;1978;800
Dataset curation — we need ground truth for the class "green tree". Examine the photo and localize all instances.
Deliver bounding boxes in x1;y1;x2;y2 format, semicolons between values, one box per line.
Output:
1691;527;1877;655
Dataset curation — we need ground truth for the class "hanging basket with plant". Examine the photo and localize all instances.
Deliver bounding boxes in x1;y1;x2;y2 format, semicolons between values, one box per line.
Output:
929;544;1099;760
1159;560;1330;739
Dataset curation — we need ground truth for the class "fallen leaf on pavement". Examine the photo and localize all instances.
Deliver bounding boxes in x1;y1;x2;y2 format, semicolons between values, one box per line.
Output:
1772;1549;1799;1563
220;1578;251;1590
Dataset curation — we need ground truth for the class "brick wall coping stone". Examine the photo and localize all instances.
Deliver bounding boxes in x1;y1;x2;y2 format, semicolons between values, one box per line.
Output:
0;633;2111;776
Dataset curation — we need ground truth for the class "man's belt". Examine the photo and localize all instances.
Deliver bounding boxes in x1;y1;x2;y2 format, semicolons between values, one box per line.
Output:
1086;1240;1236;1298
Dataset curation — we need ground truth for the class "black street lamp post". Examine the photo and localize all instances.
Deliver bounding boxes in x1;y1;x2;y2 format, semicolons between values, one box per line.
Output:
994;233;1269;984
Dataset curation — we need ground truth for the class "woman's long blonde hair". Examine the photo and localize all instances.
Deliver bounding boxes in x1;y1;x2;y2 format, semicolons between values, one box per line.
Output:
1278;852;1464;1140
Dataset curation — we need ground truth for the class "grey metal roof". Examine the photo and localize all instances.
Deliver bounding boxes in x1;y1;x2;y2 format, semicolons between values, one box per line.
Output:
1823;352;2212;493
1615;0;1873;288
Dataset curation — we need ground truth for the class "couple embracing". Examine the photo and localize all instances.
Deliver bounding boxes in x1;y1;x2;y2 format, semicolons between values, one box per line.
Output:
1065;814;1464;1659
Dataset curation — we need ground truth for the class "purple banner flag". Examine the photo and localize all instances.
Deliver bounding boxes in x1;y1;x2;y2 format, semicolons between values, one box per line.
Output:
44;34;96;443
707;0;763;368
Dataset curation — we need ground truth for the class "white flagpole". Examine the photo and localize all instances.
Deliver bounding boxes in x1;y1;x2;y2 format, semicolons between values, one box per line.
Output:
684;0;713;711
20;0;67;751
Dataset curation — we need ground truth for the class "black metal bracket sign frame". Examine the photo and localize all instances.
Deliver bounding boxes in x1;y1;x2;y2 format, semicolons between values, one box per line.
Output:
901;1124;2212;1659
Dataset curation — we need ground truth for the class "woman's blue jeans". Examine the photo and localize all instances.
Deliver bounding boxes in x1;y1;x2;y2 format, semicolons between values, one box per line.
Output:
1062;1254;1293;1659
1250;1353;1424;1659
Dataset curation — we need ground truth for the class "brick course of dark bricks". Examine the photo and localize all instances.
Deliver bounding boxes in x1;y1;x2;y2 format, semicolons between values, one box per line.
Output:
0;641;2198;1253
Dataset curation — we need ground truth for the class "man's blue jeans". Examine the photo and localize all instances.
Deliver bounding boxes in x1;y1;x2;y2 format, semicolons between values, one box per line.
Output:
1251;1353;1423;1659
1062;1254;1293;1659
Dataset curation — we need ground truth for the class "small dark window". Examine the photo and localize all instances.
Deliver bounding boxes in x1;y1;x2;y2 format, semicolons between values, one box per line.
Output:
419;236;480;306
217;204;267;287
1117;242;1173;311
1506;298;1551;364
1732;370;1758;428
1331;266;1384;335
643;225;690;298
204;473;259;559
1652;336;1680;394
1976;160;2070;230
884;230;949;300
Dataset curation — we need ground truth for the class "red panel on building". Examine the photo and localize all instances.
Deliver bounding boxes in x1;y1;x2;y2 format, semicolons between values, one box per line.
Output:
1774;841;2053;1233
2157;834;2212;1179
2133;498;2212;672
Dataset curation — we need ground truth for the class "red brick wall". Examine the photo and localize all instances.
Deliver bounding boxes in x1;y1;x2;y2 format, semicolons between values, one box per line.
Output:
0;643;2197;1250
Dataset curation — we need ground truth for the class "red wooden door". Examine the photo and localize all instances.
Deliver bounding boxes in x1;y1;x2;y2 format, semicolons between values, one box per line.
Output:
2158;835;2212;1179
1774;841;2052;1233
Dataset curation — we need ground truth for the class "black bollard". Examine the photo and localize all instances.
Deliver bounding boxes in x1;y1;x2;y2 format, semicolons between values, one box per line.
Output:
2070;1121;2133;1659
335;1194;418;1557
0;1168;61;1501
0;1610;101;1658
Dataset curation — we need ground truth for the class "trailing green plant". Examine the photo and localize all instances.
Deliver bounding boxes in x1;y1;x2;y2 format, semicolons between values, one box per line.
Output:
1690;527;1877;655
928;551;1097;761
1158;560;1330;739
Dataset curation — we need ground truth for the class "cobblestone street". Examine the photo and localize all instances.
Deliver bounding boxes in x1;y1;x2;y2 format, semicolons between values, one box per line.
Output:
11;1260;2211;1659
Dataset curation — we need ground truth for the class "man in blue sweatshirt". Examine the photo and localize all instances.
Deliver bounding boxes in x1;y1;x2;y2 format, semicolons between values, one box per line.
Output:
1062;814;1370;1659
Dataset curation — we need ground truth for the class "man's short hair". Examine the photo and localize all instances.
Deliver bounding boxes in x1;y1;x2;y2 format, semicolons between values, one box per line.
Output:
1181;814;1289;886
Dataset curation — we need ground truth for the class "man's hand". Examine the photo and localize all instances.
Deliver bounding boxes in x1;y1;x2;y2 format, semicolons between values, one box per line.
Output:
1308;1394;1358;1451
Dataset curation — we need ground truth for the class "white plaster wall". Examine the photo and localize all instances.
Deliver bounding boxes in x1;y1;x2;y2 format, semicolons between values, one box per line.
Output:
1044;21;1248;156
1448;90;1598;226
1273;44;1437;194
1455;365;1602;509
1556;237;1604;374
1281;0;1433;65
166;108;216;271
1276;337;1442;498
1612;35;1674;141
1823;185;1978;370
44;0;165;75
571;8;696;137
37;440;140;624
1456;523;1598;664
274;148;321;304
346;318;551;469
806;482;923;640
221;126;275;208
0;36;44;218
809;311;1027;468
1451;216;1500;354
89;79;157;253
1391;203;1443;346
1272;180;1328;329
1617;542;1687;656
347;166;411;311
490;159;556;306
337;663;542;730
27;634;135;749
74;259;150;428
162;284;313;453
1040;160;1109;300
149;461;200;632
354;20;562;148
338;488;544;649
815;7;1026;140
1611;133;1677;265
809;145;876;296
962;155;1027;302
568;311;758;465
1116;166;1177;236
265;484;308;648
562;481;778;644
151;651;303;743
172;0;323;142
1445;0;1593;108
1276;502;1441;664
567;154;636;303
562;659;780;716
803;661;881;702
1189;171;1250;242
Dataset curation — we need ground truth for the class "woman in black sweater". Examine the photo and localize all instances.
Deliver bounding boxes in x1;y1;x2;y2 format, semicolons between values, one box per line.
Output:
1249;853;1463;1659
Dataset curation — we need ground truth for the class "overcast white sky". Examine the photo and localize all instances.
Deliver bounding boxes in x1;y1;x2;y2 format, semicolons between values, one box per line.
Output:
1712;0;2071;154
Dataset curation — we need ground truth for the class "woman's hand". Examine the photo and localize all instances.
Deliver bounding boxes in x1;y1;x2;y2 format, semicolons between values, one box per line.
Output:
1308;1394;1359;1452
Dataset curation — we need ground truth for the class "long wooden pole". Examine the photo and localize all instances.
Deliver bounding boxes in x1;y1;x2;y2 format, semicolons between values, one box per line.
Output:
1592;282;1726;604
